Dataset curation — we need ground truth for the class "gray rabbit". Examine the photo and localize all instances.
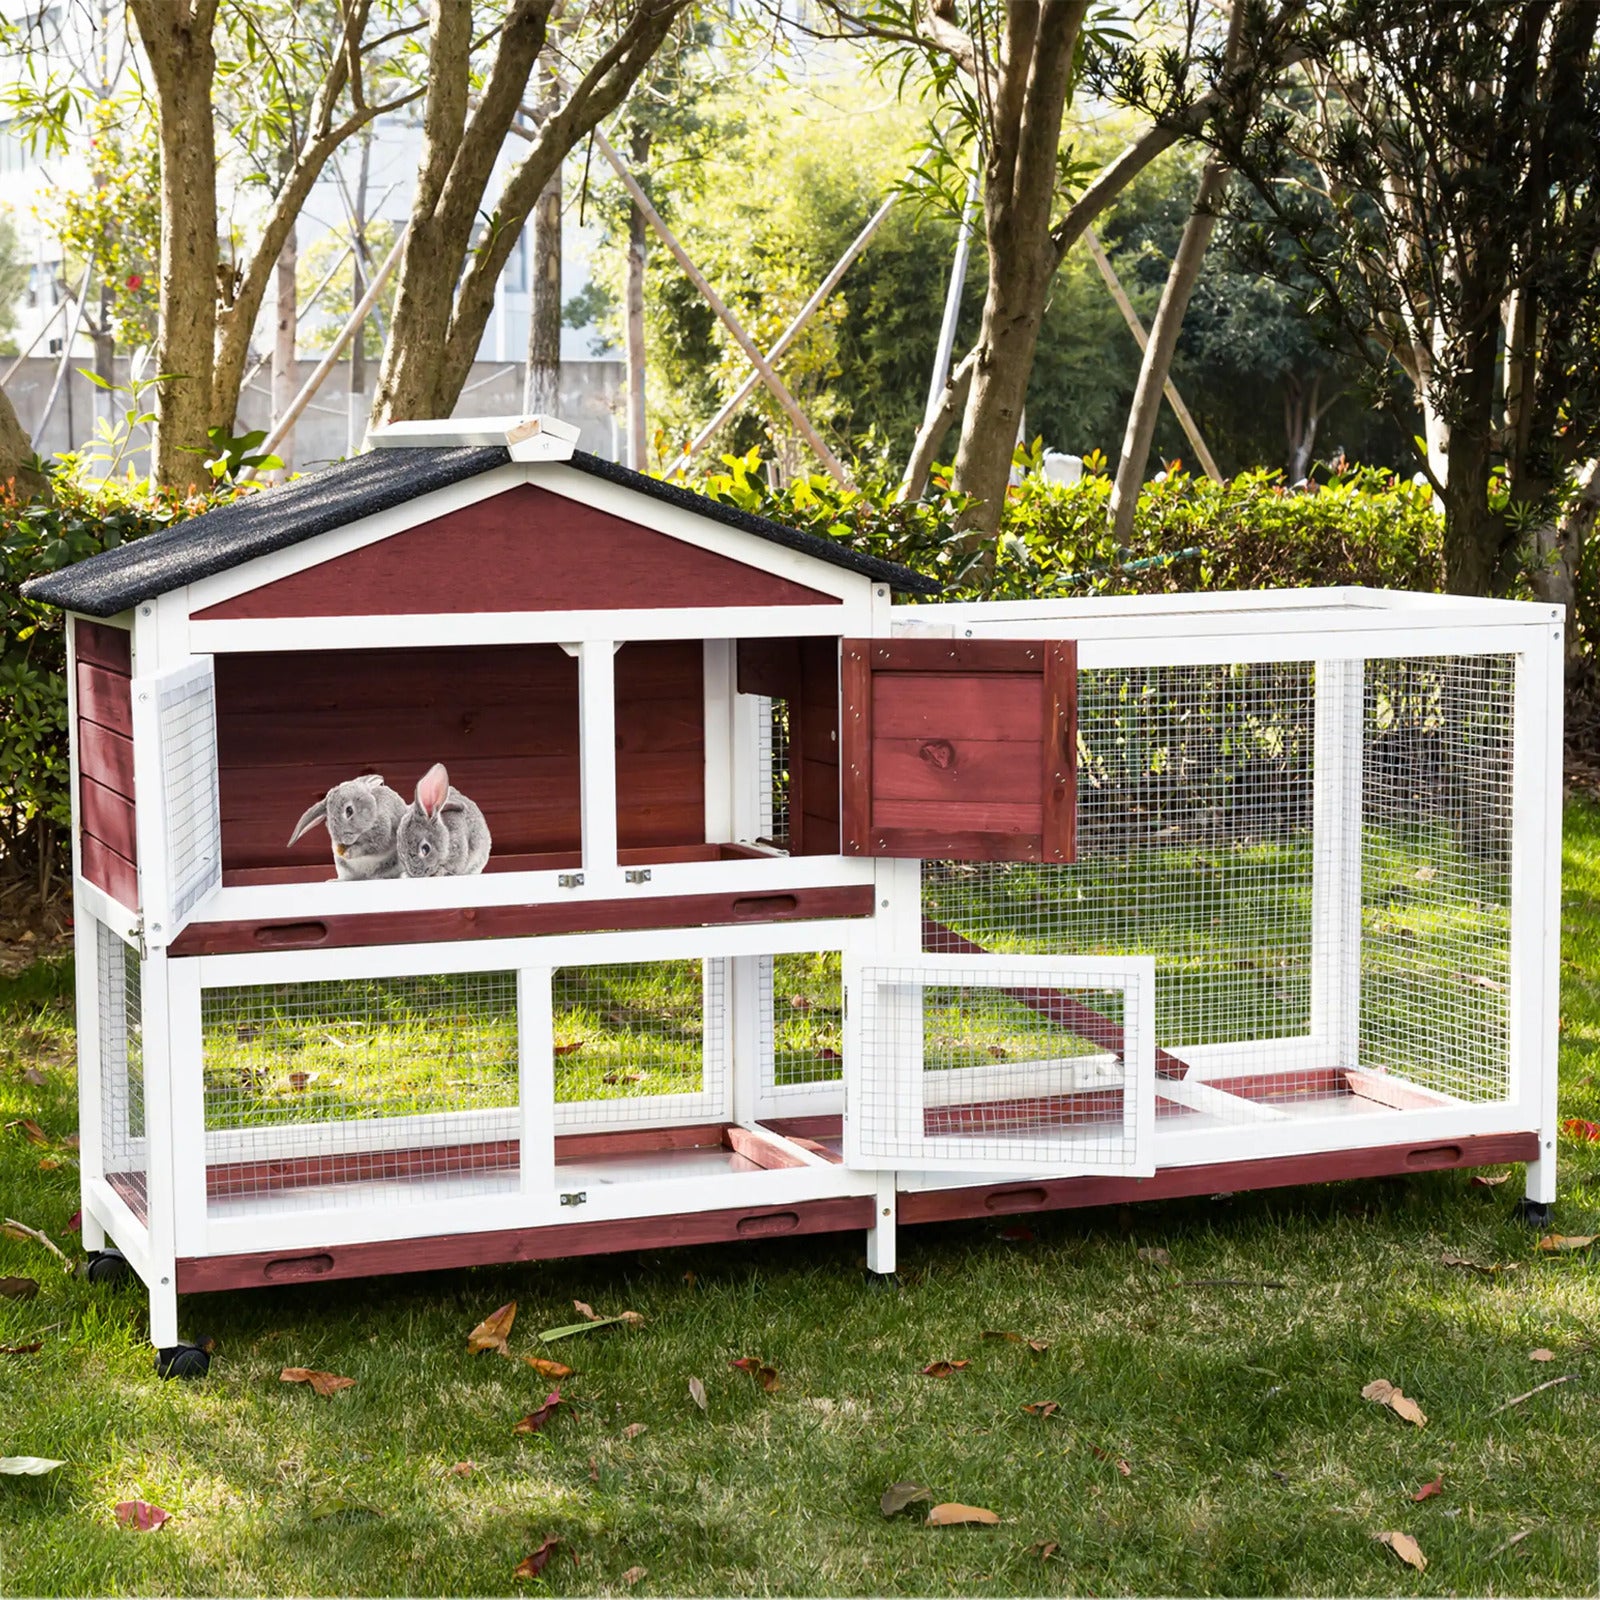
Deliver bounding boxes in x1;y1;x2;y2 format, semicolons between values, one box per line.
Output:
397;762;492;877
288;775;405;880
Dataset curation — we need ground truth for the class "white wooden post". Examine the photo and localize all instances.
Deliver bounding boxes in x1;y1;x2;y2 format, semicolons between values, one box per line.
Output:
866;1172;897;1275
577;640;618;876
703;639;735;844
136;949;180;1348
518;967;555;1200
75;917;106;1251
166;957;208;1263
1311;659;1364;1068
1515;618;1565;1207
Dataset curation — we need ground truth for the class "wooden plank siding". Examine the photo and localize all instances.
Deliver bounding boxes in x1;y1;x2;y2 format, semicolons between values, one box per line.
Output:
213;640;705;874
192;484;845;619
73;618;137;909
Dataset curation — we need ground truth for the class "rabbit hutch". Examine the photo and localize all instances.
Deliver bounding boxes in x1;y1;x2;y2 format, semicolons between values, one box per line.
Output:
22;414;1564;1364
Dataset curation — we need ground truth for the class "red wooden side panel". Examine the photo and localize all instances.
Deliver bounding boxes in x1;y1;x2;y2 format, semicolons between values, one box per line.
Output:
73;617;137;910
213;641;704;872
192;484;844;619
841;639;1077;861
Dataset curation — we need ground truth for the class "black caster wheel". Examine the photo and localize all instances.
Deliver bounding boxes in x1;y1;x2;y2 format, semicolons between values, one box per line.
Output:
82;1248;131;1285
1516;1198;1554;1229
155;1337;214;1380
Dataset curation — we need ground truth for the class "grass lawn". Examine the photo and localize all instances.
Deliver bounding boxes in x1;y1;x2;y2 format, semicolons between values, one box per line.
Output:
2;807;1599;1597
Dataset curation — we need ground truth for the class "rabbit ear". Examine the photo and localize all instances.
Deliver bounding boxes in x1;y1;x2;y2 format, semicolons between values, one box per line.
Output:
416;763;450;818
287;800;327;845
357;773;384;789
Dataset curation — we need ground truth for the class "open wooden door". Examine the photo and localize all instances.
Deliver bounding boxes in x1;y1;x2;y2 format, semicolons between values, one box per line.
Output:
843;953;1156;1175
840;639;1076;860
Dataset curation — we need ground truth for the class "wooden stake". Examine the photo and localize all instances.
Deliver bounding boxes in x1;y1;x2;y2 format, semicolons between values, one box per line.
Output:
1082;226;1222;484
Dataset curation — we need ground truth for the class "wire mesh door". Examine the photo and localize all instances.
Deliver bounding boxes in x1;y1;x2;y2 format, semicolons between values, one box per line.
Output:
843;954;1156;1173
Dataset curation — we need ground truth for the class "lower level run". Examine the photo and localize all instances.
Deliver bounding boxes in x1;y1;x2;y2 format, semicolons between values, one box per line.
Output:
173;1129;1538;1295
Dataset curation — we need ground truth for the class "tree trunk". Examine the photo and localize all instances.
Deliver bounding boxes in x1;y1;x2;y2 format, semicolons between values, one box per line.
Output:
524;159;563;415
347;131;372;455
0;383;49;500
128;1;220;489
1108;161;1228;543
949;2;1088;535
625;125;650;470
272;221;298;474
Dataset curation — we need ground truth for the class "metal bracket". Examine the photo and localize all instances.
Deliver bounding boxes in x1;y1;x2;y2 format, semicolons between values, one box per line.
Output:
557;873;584;889
624;868;652;885
559;1191;587;1207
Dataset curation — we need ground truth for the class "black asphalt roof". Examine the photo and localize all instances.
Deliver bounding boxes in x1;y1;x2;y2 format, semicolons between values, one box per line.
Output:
20;445;939;617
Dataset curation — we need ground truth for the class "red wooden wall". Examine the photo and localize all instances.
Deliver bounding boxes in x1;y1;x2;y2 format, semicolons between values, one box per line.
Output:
74;620;138;908
193;485;844;619
214;640;705;876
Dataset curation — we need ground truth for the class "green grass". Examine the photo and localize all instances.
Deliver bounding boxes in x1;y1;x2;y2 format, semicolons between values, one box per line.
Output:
2;806;1599;1596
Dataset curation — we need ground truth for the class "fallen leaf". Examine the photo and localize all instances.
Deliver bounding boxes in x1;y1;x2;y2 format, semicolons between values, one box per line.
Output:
21;1068;45;1087
308;1494;381;1520
818;1047;842;1062
514;1537;560;1580
446;1461;475;1477
0;1276;39;1300
553;1040;585;1056
539;1312;642;1342
1;1342;43;1355
922;1360;970;1378
467;1300;517;1356
1412;1475;1443;1502
1530;1348;1556;1362
1414;865;1437;882
8;1118;48;1146
1090;1448;1132;1475
1441;1253;1518;1274
37;1157;61;1171
602;1071;642;1085
622;1423;647;1440
689;1376;707;1412
981;1330;1022;1343
1537;1233;1597;1253
1471;1170;1512;1188
514;1390;563;1434
1137;1247;1171;1266
1026;1338;1049;1352
1361;1378;1427;1427
729;1356;760;1372
1021;1401;1059;1418
114;1500;171;1531
986;1044;1008;1059
66;1211;80;1232
881;1481;933;1517
287;1072;311;1091
524;1356;573;1379
729;1357;779;1391
279;1366;356;1398
1561;1118;1600;1142
622;1566;646;1586
1031;1541;1059;1561
0;1223;28;1241
1374;1530;1427;1572
789;994;813;1011
926;1502;1000;1527
0;1456;64;1475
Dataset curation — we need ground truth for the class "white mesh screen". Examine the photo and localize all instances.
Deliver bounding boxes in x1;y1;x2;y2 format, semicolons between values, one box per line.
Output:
199;973;520;1215
96;919;147;1223
755;696;790;850
552;959;728;1128
847;957;1152;1172
758;951;844;1108
155;659;221;928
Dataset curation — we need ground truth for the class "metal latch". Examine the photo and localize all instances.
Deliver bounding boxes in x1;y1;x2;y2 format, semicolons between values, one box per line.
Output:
558;873;584;889
624;868;652;884
560;1191;587;1207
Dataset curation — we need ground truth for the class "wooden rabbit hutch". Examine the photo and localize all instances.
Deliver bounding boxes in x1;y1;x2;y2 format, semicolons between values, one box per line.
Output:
23;415;1564;1363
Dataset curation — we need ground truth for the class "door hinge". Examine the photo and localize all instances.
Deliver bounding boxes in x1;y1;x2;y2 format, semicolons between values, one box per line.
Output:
560;1190;587;1207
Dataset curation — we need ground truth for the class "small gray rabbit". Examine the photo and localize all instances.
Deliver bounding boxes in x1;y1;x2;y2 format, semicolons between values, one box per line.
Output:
288;775;405;880
397;762;492;877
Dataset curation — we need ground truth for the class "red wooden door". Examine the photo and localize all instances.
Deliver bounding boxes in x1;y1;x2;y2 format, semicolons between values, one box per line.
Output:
840;639;1077;861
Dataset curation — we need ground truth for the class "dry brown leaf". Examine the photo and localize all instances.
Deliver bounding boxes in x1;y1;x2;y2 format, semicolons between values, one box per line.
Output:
36;1157;61;1171
789;994;813;1010
1021;1401;1059;1418
1031;1541;1059;1561
689;1376;707;1412
1412;1475;1443;1502
922;1359;970;1377
553;1040;584;1056
881;1481;932;1517
981;1330;1022;1343
1530;1348;1556;1362
20;1068;45;1087
926;1502;1000;1527
618;1310;645;1325
1090;1447;1132;1476
1;1341;43;1355
280;1366;356;1398
1537;1233;1597;1253
514;1537;560;1580
1374;1530;1427;1572
1471;1170;1512;1187
1362;1378;1427;1427
0;1276;39;1300
622;1422;647;1440
524;1356;573;1379
8;1118;48;1146
622;1566;647;1587
446;1461;475;1477
574;1300;600;1321
467;1300;517;1356
1137;1247;1171;1266
514;1391;563;1434
287;1071;311;1090
1441;1253;1518;1274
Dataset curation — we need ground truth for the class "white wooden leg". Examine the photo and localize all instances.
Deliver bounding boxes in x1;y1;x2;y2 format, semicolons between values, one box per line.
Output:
866;1174;897;1275
148;1275;179;1348
1525;1148;1557;1206
81;1210;107;1251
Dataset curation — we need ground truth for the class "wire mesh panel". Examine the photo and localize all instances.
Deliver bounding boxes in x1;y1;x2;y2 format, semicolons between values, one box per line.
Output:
755;696;791;850
199;972;520;1214
96;919;147;1222
552;959;729;1129
1360;656;1514;1101
845;955;1154;1172
154;659;221;930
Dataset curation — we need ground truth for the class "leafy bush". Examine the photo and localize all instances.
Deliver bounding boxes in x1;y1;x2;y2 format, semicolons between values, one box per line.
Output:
0;478;223;903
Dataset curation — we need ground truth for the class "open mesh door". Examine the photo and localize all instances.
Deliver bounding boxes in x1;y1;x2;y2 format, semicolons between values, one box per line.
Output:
843;954;1155;1173
133;658;221;946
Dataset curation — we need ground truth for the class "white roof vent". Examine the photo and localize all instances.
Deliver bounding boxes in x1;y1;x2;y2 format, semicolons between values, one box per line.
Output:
365;414;579;462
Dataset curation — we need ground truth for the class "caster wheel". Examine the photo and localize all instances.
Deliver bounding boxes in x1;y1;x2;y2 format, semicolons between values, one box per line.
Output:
83;1248;131;1285
1516;1198;1554;1229
155;1337;214;1380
